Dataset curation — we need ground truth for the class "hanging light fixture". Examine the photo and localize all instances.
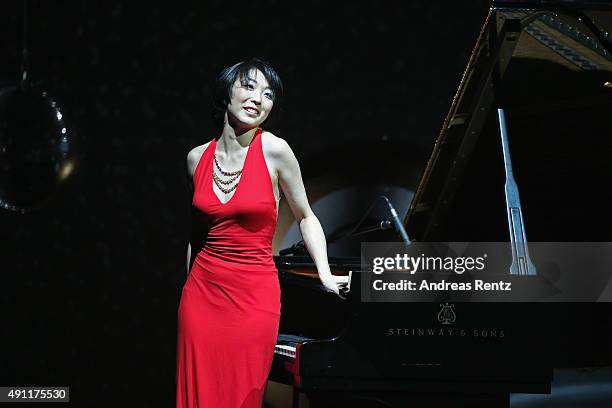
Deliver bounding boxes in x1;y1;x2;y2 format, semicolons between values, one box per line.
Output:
0;0;79;213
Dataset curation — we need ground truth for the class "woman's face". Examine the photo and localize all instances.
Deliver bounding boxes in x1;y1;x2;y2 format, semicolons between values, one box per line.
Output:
226;69;274;130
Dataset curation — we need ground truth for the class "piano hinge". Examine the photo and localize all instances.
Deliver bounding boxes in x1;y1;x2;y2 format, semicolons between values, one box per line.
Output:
448;113;468;128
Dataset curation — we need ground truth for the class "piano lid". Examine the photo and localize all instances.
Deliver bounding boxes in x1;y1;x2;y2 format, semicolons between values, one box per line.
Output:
404;0;612;242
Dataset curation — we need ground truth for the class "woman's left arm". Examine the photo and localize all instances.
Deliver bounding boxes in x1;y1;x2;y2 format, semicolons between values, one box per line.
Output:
272;137;348;298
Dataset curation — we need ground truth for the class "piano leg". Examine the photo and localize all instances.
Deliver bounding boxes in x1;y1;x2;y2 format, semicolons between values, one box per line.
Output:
292;386;299;408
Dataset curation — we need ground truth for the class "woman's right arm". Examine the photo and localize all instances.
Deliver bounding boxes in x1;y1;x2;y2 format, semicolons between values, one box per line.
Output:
186;243;192;276
186;147;199;276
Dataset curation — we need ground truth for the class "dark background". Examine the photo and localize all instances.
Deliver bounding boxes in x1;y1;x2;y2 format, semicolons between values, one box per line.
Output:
0;0;508;406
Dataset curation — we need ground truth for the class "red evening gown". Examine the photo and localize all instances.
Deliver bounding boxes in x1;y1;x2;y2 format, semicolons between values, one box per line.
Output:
176;128;280;408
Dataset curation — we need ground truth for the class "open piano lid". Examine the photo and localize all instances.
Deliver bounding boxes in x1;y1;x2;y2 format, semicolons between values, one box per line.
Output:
404;0;612;242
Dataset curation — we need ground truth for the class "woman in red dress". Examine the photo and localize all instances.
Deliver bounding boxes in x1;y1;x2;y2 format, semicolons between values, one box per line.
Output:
176;58;348;407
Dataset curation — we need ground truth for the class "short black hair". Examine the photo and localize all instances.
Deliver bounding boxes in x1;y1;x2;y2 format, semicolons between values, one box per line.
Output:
212;58;283;130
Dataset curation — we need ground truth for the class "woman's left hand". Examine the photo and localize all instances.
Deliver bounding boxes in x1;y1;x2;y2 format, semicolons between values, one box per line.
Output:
320;274;350;299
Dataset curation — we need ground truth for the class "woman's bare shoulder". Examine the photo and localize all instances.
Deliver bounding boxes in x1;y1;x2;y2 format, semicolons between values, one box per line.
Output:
261;130;292;159
187;141;213;178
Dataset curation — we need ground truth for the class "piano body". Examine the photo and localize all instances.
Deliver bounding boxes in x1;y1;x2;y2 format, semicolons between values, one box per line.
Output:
270;1;612;407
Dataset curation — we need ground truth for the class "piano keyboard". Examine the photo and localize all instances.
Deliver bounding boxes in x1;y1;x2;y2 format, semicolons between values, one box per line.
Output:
274;344;296;359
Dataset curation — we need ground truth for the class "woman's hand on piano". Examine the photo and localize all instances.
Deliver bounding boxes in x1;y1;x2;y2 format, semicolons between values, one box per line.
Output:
320;274;350;299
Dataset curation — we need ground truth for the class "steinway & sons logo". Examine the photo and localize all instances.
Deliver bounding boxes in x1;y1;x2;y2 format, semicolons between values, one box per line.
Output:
437;302;456;325
386;303;505;339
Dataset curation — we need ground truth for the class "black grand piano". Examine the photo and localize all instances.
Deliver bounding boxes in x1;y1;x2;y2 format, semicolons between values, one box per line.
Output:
270;1;612;407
